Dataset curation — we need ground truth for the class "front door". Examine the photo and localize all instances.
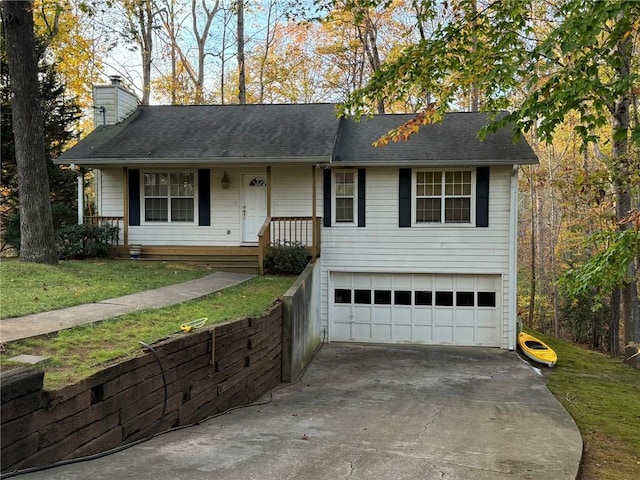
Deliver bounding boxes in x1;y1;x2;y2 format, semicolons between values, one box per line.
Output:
242;175;267;244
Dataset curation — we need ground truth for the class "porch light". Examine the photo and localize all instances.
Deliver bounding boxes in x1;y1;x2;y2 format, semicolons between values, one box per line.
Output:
221;171;230;189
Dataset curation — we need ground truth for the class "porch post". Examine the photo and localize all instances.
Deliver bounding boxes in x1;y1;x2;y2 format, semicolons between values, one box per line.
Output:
312;166;317;259
266;165;271;216
73;164;84;224
123;167;129;247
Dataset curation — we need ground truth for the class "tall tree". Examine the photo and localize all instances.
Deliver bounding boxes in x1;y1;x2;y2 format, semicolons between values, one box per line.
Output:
1;1;57;263
340;0;640;347
236;0;246;103
33;0;103;133
118;0;156;105
156;0;221;103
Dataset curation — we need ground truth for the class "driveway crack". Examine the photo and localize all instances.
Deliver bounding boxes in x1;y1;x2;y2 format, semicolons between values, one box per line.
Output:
345;460;355;479
416;405;442;442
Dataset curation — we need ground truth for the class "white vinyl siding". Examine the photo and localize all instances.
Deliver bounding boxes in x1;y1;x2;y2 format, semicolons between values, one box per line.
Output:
95;162;517;349
92;84;138;127
98;166;321;247
96;168;124;217
95;168;125;244
271;166;316;216
319;165;515;349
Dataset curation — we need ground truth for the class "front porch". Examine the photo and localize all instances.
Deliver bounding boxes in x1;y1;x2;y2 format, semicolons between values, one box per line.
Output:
89;215;321;274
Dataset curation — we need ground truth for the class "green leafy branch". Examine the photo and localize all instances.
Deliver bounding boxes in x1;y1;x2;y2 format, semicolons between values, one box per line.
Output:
558;227;640;311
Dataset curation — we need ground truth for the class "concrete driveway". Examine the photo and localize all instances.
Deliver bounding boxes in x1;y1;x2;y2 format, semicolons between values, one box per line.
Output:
15;344;582;480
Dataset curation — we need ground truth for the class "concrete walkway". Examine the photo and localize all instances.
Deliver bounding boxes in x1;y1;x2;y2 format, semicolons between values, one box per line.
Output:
13;343;583;480
0;272;254;343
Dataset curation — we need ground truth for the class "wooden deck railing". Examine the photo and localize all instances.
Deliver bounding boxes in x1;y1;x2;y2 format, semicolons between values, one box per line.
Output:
257;216;321;275
83;216;124;227
80;216;124;254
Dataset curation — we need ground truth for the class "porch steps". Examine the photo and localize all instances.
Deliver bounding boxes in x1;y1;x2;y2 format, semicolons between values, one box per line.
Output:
115;246;260;274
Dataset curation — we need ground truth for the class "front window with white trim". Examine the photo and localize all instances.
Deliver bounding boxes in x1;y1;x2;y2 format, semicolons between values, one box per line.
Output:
334;171;356;224
415;170;472;223
143;172;195;222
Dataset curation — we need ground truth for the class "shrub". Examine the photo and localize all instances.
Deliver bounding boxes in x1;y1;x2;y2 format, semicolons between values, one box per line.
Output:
264;241;309;275
1;203;77;255
56;223;120;259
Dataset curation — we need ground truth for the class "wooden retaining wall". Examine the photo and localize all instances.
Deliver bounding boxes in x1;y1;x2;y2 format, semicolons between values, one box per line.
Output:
0;303;282;474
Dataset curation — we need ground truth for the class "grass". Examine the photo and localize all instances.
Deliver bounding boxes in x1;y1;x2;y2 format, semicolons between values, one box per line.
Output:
0;274;294;390
0;259;213;318
1;260;637;478
530;330;640;480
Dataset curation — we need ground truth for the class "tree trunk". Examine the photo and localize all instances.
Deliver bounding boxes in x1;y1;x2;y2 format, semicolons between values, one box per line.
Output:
610;18;639;345
139;0;153;105
610;288;620;356
237;0;246;104
257;0;275;104
1;1;57;264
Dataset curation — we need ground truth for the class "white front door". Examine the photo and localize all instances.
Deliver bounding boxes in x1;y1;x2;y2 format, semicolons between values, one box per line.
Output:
242;175;268;244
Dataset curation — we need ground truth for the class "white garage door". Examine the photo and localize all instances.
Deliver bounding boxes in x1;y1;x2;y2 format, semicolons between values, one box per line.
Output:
331;273;501;347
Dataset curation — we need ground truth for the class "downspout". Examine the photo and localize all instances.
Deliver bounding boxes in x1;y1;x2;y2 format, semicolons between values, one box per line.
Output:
508;164;520;350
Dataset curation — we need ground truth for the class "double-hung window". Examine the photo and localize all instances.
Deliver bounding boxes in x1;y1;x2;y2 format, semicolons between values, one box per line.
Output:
334;171;356;223
416;170;472;224
143;172;195;223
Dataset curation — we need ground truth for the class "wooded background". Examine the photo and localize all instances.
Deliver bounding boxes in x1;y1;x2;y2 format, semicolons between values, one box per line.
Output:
2;0;639;355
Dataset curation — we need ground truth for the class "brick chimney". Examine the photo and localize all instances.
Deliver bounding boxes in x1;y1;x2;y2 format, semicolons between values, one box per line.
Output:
92;75;139;128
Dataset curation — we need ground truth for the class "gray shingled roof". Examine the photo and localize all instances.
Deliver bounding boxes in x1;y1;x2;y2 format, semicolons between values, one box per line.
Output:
58;105;537;166
58;104;341;165
332;112;538;166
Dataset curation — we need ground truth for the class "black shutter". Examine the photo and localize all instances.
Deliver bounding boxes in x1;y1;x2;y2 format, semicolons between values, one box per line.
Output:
399;168;412;227
128;169;140;226
358;168;366;227
476;167;490;227
323;169;331;227
198;169;210;226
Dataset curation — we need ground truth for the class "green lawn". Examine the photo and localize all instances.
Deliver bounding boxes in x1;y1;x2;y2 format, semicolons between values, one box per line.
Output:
531;330;640;480
0;259;213;318
0;271;294;390
1;260;637;479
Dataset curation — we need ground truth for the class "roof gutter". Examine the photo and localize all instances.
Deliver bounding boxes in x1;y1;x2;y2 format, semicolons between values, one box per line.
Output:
54;156;334;167
326;159;539;168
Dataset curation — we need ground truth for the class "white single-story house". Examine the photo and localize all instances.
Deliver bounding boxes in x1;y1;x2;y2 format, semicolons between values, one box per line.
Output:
57;78;538;350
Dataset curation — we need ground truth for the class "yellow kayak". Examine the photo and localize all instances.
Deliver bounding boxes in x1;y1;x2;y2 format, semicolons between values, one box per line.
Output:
517;332;557;367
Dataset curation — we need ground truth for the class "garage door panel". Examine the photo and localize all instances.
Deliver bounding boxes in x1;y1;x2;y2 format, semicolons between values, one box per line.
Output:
434;310;453;325
332;322;351;340
455;327;475;344
352;322;372;339
372;324;392;340
333;304;351;321
393;307;412;324
353;273;372;288
477;328;499;344
413;325;432;342
373;307;391;323
330;273;501;346
455;275;476;289
353;305;372;320
392;324;412;341
413;309;433;326
434;326;454;343
434;276;454;289
455;309;475;326
477;309;498;326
